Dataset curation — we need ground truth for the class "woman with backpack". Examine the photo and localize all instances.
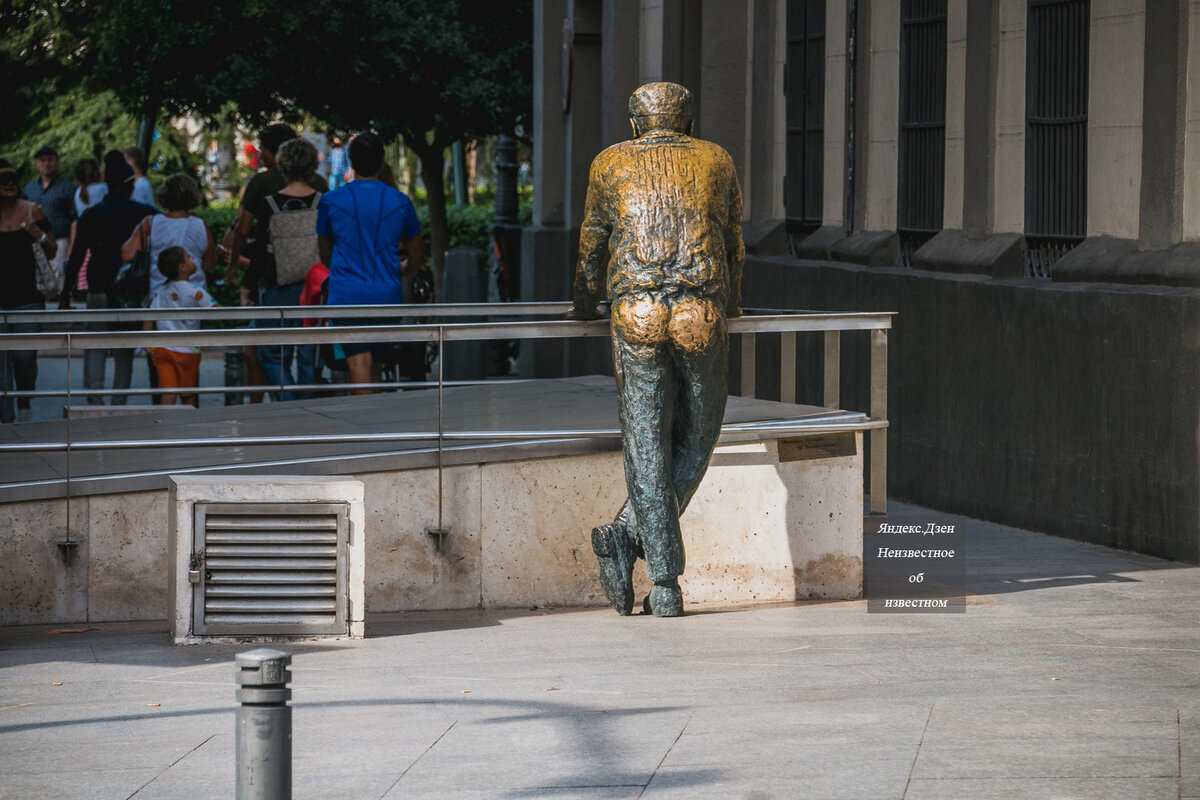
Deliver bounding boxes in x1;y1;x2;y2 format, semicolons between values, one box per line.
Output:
241;137;322;401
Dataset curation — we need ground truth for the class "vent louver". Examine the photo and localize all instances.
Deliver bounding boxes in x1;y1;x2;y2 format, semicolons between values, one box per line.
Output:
193;503;349;636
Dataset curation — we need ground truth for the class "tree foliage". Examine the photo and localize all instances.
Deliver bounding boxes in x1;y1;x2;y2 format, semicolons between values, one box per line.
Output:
0;0;94;146
7;90;196;177
89;0;284;123
7;0;533;296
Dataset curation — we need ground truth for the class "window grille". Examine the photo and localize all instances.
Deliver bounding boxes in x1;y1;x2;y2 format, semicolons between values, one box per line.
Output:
1025;0;1089;277
897;0;948;267
785;0;826;252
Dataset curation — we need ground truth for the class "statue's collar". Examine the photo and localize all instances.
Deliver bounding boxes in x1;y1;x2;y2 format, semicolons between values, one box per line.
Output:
637;130;688;141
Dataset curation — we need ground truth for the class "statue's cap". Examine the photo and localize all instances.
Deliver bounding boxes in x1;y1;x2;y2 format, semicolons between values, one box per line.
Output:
628;82;693;120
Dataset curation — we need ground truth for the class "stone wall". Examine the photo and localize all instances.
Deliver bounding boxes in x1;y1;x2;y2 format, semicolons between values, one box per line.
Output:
0;438;863;626
744;255;1200;563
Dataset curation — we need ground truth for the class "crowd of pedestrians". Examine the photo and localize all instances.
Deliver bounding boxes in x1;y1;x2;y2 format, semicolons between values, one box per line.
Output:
2;125;427;422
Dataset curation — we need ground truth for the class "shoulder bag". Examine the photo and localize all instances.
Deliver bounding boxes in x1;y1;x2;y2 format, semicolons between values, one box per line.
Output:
29;210;62;299
113;215;152;308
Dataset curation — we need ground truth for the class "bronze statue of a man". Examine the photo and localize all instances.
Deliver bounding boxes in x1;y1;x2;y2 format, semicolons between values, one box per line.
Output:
571;82;744;617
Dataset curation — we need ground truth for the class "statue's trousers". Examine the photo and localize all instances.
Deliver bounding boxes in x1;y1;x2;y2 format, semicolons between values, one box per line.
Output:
609;292;729;582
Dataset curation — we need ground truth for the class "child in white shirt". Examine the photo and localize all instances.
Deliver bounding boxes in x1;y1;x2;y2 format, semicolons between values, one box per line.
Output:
146;246;216;405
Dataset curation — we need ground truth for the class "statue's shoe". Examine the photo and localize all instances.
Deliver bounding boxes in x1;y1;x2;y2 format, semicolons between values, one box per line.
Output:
591;523;636;616
642;580;684;617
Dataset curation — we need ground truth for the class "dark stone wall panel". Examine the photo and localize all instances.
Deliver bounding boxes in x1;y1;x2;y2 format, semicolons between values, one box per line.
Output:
746;255;1200;563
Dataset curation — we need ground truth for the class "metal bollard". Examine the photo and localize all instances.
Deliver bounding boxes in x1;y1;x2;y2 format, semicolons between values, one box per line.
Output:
235;648;292;800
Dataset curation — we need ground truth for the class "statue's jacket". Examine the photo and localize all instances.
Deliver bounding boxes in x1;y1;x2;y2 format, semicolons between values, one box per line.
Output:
574;129;744;315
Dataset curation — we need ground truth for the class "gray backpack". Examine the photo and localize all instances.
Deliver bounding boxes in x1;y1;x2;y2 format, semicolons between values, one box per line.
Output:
265;192;321;286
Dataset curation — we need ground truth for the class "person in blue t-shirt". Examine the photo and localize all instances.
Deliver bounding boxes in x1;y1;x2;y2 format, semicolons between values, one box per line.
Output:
316;132;424;393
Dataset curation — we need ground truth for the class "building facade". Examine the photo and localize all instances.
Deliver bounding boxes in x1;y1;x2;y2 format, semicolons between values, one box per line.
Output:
526;0;1200;563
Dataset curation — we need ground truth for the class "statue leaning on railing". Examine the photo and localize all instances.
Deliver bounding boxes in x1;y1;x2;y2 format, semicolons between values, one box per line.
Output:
570;82;745;617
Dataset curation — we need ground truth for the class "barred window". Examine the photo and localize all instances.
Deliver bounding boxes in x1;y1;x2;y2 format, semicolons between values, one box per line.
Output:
897;0;948;267
785;0;825;250
1025;0;1089;277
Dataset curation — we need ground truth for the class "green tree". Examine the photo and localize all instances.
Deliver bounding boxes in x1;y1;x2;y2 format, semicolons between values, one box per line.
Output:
89;0;283;127
16;0;532;297
2;0;235;175
0;0;94;147
7;90;196;179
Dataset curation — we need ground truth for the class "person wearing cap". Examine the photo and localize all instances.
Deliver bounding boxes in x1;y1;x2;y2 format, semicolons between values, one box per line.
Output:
22;145;76;287
63;150;157;405
0;158;58;423
571;82;744;618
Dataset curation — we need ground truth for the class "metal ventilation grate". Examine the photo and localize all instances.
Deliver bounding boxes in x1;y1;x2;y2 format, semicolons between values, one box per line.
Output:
193;503;349;636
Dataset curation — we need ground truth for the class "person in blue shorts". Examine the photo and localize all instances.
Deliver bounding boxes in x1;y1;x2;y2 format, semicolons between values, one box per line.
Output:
316;132;424;394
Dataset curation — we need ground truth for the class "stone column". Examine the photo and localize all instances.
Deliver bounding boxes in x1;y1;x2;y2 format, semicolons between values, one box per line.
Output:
522;0;571;377
565;0;604;236
699;0;749;189
943;0;969;232
992;0;1025;235
531;0;568;231
1088;0;1144;241
1139;0;1187;249
640;0;665;82
603;0;642;147
961;0;998;238
861;0;899;233
664;0;704;123
824;0;848;229
747;0;786;243
1183;0;1200;239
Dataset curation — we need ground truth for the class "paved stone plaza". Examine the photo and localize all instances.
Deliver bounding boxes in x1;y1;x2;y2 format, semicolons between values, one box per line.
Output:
1;501;1198;799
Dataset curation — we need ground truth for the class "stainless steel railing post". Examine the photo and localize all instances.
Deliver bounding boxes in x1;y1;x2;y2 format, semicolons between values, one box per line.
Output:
869;328;888;516
780;331;796;404
426;325;451;552
741;332;756;398
64;333;73;553
824;330;841;409
437;325;445;530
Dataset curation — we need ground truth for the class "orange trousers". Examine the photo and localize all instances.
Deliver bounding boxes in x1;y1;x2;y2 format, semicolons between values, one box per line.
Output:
150;348;201;406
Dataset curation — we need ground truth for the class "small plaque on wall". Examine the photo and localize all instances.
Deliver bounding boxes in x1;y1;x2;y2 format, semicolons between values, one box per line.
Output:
778;433;857;462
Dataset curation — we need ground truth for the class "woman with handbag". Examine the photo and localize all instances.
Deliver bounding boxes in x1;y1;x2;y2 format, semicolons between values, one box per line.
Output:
121;172;215;296
0;159;56;423
120;172;216;403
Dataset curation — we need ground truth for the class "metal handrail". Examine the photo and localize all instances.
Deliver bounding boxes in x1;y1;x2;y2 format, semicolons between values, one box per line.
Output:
0;311;891;351
1;419;885;453
0;305;893;513
0;302;875;324
0;379;531;400
0;301;575;325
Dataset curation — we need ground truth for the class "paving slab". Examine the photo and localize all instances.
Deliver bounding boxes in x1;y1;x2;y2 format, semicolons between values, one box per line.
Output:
1;501;1199;799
